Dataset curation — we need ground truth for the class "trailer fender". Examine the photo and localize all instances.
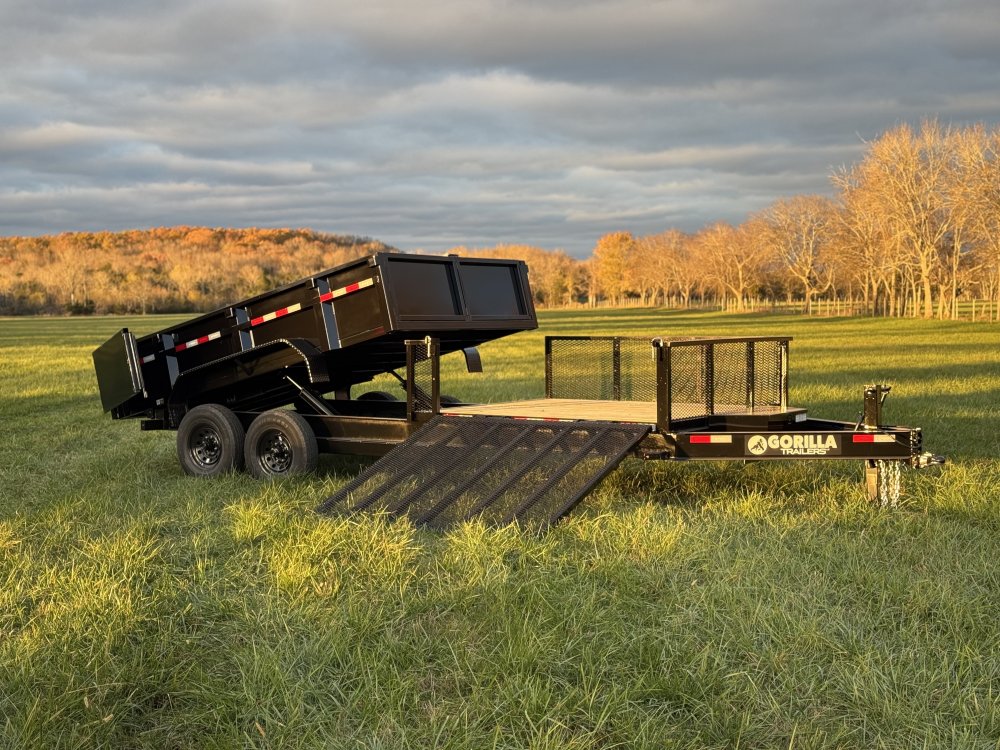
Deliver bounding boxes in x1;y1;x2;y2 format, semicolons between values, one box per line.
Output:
167;338;330;408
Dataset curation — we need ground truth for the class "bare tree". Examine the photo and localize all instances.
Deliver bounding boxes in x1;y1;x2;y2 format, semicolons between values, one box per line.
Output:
695;221;766;311
757;195;836;313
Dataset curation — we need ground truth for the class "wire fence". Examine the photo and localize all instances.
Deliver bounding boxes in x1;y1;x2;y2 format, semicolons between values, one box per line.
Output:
541;298;1000;321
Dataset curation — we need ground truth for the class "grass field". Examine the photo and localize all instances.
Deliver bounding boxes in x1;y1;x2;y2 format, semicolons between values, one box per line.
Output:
1;310;999;749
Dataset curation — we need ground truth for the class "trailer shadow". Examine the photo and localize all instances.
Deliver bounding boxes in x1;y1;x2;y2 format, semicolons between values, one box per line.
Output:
596;458;880;515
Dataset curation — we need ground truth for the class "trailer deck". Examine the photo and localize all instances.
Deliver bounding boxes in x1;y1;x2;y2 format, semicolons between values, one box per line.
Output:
443;398;808;428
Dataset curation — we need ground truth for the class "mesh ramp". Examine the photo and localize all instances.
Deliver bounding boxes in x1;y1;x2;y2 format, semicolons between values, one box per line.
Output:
317;416;650;530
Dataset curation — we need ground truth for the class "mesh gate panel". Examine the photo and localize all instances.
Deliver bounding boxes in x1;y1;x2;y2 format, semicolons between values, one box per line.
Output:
712;341;747;414
546;335;788;426
547;338;617;400
668;345;707;420
317;416;649;531
752;339;783;408
547;337;657;401
619;338;657;401
406;338;438;414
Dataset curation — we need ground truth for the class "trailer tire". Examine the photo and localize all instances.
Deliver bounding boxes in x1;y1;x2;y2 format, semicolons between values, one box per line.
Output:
245;410;318;479
440;394;461;406
357;391;398;402
177;404;245;477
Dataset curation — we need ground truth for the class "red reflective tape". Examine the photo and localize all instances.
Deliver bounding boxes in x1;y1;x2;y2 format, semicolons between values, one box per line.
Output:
853;434;895;443
174;330;222;352
690;434;733;444
329;277;375;299
249;303;302;327
319;292;334;303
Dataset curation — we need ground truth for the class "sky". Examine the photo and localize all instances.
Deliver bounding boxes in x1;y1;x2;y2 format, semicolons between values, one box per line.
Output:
2;0;999;256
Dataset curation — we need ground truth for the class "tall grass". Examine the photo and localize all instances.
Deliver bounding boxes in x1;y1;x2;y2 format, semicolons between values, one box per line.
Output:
1;311;998;749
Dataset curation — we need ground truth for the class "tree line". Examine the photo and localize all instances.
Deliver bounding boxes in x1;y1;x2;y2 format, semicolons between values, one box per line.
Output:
2;121;997;319
456;121;1000;319
0;227;392;314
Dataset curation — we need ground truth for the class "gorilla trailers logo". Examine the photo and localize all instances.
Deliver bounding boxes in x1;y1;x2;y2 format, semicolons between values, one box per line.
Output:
746;434;841;456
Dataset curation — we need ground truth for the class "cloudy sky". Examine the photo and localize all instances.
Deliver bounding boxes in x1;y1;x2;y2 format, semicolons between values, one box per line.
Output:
2;0;999;256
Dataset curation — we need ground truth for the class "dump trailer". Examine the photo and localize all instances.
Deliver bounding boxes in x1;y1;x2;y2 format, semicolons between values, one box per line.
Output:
93;252;537;477
94;251;943;530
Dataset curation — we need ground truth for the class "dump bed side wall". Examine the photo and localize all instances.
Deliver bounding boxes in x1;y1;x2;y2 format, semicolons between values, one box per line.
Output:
103;252;536;419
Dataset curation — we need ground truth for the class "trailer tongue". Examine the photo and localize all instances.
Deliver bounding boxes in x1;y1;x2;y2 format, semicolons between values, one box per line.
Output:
93;251;943;529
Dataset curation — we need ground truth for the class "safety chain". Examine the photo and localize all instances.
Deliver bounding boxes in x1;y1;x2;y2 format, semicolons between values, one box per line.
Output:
877;460;903;507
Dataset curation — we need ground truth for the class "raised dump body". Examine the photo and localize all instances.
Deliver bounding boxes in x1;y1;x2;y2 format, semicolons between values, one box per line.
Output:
94;252;536;425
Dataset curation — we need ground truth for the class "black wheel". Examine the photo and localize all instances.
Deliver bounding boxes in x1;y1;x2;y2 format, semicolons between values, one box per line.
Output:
439;394;462;406
356;391;399;402
177;404;245;477
244;410;318;479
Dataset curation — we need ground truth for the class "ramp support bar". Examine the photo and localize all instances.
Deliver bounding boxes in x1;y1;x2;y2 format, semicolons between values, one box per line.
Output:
458;425;573;520
505;428;608;524
384;422;505;515
413;422;541;526
324;420;466;514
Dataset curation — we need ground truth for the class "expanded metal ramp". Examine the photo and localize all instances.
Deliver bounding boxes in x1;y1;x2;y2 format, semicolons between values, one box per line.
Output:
316;416;650;530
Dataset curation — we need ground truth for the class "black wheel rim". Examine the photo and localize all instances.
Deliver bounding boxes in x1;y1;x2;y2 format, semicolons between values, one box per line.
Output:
190;426;223;468
257;429;292;474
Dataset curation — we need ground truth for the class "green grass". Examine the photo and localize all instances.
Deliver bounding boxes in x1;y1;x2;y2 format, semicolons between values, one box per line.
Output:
1;310;999;749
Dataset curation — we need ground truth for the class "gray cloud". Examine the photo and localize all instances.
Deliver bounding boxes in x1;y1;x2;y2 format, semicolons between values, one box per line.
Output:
2;0;999;255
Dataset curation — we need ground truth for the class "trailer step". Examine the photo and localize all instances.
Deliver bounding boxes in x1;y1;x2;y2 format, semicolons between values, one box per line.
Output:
316;416;650;530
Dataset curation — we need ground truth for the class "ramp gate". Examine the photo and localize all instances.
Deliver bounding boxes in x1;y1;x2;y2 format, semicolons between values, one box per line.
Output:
317;416;649;530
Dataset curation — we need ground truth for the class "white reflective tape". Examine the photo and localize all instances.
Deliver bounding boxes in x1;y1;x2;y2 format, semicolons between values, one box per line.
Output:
251;302;303;326
176;330;222;351
331;277;375;299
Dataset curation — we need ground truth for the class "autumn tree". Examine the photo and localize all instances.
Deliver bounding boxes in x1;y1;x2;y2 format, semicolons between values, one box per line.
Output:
960;125;1000;319
591;231;635;305
758;195;836;313
694;221;766;310
840;121;955;317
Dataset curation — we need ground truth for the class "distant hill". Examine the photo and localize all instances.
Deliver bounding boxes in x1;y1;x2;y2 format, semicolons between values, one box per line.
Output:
0;227;396;315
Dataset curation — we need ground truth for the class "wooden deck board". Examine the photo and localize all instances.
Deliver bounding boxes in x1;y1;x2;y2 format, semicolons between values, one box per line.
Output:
443;398;657;423
442;398;804;425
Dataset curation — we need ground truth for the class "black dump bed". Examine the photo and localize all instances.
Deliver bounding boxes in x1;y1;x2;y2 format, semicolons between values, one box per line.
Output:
94;252;536;419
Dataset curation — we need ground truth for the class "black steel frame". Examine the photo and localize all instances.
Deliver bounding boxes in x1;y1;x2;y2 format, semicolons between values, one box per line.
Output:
542;334;935;468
